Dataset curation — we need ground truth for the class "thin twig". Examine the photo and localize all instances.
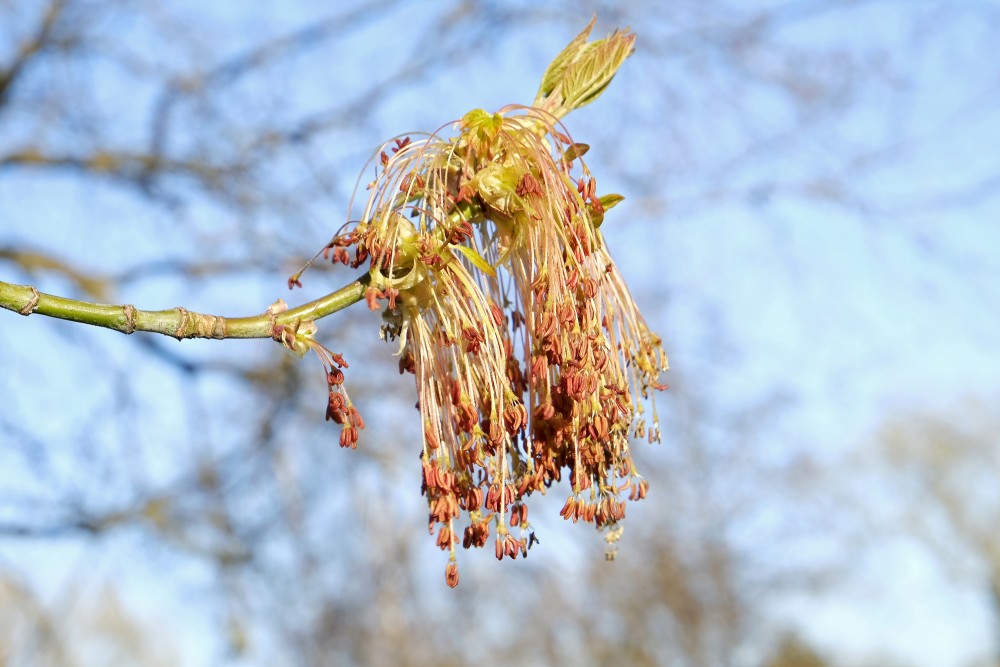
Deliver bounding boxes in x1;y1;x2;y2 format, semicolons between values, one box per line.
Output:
0;276;369;340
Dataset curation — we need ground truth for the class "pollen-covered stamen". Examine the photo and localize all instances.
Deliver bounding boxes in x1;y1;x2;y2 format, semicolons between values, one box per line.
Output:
516;172;543;198
464;517;490;549
445;560;460;588
339;426;359;449
461;325;484;355
326;392;346;423
327;368;344;386
500;533;525;560
446;218;475;245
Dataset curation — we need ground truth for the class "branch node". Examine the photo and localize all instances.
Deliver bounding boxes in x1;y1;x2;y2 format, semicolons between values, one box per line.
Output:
174;307;189;339
195;313;227;339
17;287;39;315
214;315;228;339
123;304;138;334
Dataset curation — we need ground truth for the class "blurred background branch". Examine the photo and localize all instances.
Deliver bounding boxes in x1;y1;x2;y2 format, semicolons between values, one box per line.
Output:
1;1;998;666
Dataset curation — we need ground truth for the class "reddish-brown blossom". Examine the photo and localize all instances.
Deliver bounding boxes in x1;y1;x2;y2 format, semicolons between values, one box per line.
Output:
445;561;460;588
317;87;665;582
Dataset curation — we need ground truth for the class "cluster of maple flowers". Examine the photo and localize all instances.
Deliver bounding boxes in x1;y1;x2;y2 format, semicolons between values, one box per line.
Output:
311;20;667;587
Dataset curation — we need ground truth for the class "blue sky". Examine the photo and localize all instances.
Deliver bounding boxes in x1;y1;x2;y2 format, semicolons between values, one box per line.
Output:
2;1;1000;665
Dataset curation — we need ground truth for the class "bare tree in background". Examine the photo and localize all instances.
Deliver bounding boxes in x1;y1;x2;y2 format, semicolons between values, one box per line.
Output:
865;396;1000;667
1;1;998;665
759;634;832;667
0;573;178;667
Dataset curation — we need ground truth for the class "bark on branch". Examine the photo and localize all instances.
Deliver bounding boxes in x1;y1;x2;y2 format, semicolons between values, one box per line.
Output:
0;276;368;340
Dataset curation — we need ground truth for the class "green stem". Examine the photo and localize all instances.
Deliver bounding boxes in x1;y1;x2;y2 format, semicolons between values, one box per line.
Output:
0;275;369;340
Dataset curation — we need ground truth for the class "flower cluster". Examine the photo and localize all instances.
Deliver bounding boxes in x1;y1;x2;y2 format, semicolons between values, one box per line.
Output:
319;19;667;586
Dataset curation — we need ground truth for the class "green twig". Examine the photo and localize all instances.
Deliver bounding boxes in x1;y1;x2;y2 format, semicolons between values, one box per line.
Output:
0;276;369;340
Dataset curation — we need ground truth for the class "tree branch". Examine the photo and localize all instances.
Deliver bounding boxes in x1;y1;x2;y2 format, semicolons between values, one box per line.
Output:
0;0;67;109
0;275;369;339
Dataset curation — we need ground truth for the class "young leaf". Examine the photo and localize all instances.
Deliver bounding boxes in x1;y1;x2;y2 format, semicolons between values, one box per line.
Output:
452;244;497;277
535;15;597;102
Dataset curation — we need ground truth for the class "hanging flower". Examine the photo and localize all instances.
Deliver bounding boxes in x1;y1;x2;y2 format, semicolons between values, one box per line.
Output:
271;301;363;450
319;17;667;584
